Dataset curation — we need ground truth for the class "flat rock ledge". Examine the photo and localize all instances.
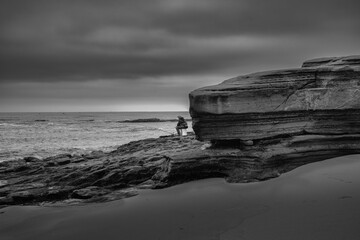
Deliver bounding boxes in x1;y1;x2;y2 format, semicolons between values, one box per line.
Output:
2;132;360;207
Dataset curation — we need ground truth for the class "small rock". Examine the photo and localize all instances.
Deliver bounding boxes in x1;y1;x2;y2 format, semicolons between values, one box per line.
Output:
138;180;155;189
201;143;211;150
23;156;41;162
62;199;84;205
243;140;254;146
71;186;109;199
106;188;138;201
257;170;280;180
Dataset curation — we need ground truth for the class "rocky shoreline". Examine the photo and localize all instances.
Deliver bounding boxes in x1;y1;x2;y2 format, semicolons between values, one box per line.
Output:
0;134;199;206
2;55;360;207
2;132;359;207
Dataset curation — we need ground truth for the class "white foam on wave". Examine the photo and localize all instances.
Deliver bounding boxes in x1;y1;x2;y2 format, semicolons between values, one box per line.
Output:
0;123;29;127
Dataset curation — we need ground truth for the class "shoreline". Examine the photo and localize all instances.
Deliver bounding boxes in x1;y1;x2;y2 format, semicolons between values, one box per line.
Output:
2;133;360;207
1;155;359;239
0;111;192;163
0;134;203;206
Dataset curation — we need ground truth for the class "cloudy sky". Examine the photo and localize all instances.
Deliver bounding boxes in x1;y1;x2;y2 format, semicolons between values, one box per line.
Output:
0;0;359;112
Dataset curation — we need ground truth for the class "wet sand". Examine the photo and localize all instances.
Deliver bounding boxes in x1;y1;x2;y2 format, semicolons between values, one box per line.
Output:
1;155;360;240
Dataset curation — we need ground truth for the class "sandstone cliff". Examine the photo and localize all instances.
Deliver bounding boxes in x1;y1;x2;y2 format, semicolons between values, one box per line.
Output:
187;55;360;182
190;55;360;141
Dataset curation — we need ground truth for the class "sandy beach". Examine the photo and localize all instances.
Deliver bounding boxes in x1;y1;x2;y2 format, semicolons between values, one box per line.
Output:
1;154;359;240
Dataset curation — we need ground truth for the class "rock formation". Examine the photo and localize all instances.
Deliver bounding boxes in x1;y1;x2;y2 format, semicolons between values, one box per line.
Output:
2;55;360;207
187;55;360;181
190;55;360;141
0;134;205;206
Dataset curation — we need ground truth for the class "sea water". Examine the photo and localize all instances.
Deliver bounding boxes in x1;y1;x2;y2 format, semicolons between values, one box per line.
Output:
0;112;191;162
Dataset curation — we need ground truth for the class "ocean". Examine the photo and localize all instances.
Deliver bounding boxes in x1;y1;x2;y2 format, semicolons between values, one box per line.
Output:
0;112;191;162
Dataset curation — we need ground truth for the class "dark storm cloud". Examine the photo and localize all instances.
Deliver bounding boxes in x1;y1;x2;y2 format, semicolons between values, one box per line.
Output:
1;0;360;82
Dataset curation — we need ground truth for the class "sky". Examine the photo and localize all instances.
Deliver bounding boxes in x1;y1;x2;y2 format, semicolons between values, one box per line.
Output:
0;0;359;112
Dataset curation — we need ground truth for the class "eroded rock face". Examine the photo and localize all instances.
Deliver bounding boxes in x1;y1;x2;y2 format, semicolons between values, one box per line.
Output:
189;55;360;141
186;56;360;182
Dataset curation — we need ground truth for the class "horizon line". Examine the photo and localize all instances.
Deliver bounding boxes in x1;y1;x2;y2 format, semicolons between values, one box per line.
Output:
0;110;190;113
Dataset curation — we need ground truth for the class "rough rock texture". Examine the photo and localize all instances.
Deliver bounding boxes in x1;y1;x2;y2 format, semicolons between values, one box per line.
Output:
184;55;360;186
2;55;360;207
3;132;360;206
0;134;204;206
190;55;360;141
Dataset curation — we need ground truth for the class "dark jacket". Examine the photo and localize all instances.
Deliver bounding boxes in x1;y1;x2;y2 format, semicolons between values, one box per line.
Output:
176;118;188;129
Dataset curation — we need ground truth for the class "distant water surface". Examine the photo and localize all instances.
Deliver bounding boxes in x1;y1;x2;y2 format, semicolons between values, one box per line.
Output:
0;112;191;162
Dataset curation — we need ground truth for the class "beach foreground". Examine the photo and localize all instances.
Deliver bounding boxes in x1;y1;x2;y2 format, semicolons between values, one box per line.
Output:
1;154;359;240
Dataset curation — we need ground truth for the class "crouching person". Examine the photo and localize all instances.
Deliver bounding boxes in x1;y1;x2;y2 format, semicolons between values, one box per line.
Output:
176;116;188;136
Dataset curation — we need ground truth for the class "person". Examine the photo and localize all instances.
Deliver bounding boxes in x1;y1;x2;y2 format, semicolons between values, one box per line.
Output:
176;116;188;136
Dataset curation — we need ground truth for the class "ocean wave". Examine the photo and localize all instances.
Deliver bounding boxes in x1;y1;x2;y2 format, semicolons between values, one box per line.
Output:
119;118;191;123
0;112;191;162
0;123;29;127
0;145;120;162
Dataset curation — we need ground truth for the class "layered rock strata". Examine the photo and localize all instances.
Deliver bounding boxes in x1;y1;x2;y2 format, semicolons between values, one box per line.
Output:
190;55;360;141
184;55;360;186
0;135;203;206
2;132;360;206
